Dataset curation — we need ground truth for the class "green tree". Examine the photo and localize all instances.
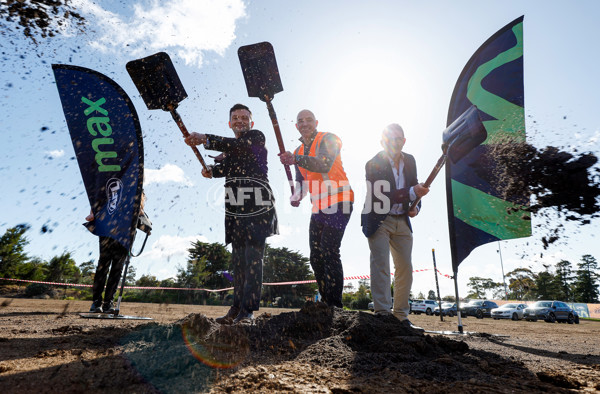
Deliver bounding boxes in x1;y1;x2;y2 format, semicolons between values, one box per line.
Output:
535;265;560;300
79;260;96;284
573;254;599;303
160;277;177;288
125;265;137;285
0;224;30;278
263;245;316;304
17;257;47;281
185;241;232;290
46;252;80;283
552;259;574;301
506;268;536;300
137;274;160;287
427;290;436;300
177;256;210;289
466;277;499;299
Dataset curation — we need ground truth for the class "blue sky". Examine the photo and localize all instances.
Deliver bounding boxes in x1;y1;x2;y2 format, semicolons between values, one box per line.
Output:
1;0;599;299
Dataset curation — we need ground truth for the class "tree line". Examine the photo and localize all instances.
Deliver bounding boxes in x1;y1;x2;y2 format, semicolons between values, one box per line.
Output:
0;224;325;307
465;255;599;303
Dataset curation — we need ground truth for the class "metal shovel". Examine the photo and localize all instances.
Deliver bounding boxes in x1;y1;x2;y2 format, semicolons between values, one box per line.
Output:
126;52;208;171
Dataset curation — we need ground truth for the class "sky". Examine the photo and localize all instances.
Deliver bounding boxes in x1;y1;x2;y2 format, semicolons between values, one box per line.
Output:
1;0;599;299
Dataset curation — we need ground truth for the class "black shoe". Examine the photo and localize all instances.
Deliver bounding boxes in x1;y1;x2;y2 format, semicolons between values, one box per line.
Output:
102;302;116;315
90;300;103;313
216;306;240;324
233;309;254;324
399;319;424;333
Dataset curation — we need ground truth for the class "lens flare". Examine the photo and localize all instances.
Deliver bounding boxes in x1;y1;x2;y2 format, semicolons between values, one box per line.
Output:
181;315;250;369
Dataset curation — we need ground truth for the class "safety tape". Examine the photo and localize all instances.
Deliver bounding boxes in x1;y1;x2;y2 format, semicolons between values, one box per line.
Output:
0;268;452;293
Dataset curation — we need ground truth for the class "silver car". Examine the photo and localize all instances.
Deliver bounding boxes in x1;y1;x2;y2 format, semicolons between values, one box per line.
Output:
490;303;528;320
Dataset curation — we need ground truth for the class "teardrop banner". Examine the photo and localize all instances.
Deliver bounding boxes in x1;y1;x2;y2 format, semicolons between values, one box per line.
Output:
52;64;144;251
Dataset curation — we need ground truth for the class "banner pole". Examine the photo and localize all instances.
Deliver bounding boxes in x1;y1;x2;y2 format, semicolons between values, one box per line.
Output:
432;249;443;322
112;252;131;317
453;271;463;333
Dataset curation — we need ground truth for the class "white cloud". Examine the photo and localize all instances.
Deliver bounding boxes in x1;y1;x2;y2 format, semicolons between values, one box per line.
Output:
143;233;208;261
74;0;247;67
266;224;294;246
45;149;65;159
145;163;193;185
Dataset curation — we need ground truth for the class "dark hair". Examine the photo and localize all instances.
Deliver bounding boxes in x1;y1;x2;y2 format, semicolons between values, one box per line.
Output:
229;103;251;117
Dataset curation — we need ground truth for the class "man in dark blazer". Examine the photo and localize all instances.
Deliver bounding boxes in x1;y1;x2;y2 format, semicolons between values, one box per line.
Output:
361;123;428;331
185;104;278;324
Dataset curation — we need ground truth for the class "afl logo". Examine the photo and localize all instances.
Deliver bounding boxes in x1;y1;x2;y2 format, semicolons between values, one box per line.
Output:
206;177;274;217
106;178;123;214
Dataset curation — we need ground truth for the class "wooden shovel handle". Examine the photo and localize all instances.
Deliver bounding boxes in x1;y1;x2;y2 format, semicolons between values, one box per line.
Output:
265;98;295;195
409;154;447;211
168;106;209;172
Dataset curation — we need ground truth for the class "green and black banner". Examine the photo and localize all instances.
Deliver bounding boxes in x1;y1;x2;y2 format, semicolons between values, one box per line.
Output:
446;16;531;271
53;65;144;251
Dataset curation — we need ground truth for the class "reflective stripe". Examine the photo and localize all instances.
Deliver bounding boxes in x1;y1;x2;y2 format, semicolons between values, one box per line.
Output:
296;131;353;210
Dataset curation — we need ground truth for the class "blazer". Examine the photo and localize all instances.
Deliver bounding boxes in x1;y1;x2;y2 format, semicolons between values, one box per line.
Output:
361;151;420;238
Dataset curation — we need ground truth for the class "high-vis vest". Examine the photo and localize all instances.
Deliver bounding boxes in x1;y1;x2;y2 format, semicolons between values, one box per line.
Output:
295;132;354;212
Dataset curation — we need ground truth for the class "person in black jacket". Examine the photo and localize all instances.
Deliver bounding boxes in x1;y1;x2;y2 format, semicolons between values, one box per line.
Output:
361;124;428;331
185;104;278;324
87;190;151;314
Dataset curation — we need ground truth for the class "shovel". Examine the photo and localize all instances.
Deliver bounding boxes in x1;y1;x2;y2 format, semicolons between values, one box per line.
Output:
409;105;487;211
126;52;208;171
238;42;294;194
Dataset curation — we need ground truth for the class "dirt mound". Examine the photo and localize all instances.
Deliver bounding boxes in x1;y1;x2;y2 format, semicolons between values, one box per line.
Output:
117;302;568;392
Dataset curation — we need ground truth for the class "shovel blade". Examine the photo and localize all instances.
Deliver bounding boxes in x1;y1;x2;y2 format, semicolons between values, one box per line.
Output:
126;52;187;111
238;42;283;102
443;105;487;164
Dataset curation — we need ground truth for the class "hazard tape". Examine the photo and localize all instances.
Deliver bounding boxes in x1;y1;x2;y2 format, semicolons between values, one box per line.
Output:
0;268;452;293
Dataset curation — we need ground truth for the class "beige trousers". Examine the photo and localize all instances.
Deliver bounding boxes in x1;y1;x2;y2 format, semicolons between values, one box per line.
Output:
368;215;413;320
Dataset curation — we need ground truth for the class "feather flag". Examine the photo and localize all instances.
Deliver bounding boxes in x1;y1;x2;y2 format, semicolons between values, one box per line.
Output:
446;16;531;271
53;65;144;251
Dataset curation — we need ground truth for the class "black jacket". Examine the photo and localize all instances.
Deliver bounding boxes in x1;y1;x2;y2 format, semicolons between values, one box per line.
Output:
360;151;420;238
207;129;278;245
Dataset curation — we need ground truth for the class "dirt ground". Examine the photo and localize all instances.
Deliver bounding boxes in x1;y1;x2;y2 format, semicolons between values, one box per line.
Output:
0;298;599;393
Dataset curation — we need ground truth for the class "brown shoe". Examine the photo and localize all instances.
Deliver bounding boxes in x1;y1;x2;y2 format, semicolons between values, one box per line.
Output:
216;306;239;324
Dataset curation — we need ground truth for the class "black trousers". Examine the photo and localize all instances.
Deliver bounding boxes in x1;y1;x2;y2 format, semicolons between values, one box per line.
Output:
231;237;266;312
92;236;128;305
308;203;353;308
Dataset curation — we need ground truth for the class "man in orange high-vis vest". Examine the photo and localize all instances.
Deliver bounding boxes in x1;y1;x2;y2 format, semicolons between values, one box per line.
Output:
279;109;353;308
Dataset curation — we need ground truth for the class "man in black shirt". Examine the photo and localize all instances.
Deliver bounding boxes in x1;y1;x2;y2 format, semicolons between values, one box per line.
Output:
185;104;278;323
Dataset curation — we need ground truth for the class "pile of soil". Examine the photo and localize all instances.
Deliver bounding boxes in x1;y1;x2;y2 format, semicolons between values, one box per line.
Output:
117;302;591;392
1;299;599;392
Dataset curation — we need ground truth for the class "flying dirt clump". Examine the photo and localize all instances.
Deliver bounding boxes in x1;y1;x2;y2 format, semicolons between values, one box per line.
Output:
0;0;86;44
486;141;600;248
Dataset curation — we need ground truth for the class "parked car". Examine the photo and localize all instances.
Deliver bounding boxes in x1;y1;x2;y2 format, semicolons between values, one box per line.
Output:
490;303;528;320
411;299;438;315
433;302;457;317
367;298;396;312
523;300;576;323
460;299;499;319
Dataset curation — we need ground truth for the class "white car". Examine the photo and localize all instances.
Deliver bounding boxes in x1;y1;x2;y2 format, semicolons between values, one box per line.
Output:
411;299;438;315
490;303;528;320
